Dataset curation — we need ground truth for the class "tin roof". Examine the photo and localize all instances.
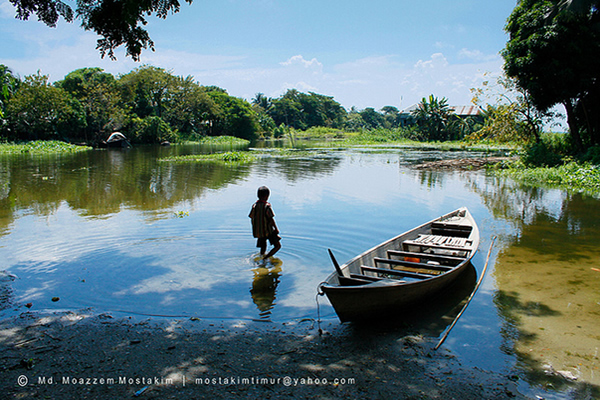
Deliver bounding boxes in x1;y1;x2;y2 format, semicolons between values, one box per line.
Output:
401;104;483;116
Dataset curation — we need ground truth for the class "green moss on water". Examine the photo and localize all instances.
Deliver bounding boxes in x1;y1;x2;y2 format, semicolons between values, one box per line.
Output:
159;151;256;164
182;136;250;146
0;140;91;154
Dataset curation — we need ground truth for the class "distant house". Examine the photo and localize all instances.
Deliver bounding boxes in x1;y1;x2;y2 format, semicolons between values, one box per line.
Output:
398;104;484;127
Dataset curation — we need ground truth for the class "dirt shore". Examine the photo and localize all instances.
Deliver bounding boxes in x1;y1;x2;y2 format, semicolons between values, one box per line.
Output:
0;311;526;399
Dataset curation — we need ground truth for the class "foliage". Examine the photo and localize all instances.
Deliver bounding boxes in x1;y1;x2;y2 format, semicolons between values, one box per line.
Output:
343;108;368;132
503;0;600;152
411;95;459;141
159;151;256;164
583;145;600;165
0;140;91;154
268;90;346;131
9;0;193;61
207;91;259;140
519;132;571;167
128;116;176;144
0;65;20;119
56;67;125;142
469;74;547;143
501;161;600;193
195;136;250;146
3;73;86;141
118;65;176;119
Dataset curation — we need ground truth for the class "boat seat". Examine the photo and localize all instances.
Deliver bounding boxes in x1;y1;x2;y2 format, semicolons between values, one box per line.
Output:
386;250;464;265
431;222;472;238
373;257;453;272
403;235;472;254
361;265;432;280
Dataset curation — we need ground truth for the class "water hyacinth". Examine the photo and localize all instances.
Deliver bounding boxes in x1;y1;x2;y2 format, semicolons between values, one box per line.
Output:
0;140;91;154
159;151;256;164
503;161;600;193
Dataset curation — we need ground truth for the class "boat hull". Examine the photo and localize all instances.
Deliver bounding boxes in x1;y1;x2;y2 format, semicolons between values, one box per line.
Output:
321;208;479;322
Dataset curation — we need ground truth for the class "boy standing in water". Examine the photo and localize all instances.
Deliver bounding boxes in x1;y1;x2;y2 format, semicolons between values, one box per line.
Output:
249;186;281;259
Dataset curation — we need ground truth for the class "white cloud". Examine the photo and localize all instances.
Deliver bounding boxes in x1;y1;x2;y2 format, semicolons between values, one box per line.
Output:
458;48;500;62
280;55;323;72
414;53;449;69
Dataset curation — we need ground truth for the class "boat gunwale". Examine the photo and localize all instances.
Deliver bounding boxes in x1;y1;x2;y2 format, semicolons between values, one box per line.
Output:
322;207;479;292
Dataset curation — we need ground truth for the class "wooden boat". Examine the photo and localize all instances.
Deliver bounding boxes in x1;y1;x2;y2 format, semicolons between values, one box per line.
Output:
320;207;479;322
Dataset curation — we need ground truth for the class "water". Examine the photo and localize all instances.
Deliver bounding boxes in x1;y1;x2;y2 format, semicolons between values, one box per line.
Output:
0;144;598;398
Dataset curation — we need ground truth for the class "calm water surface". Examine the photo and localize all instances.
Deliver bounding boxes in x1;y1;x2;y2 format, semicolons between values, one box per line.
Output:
0;144;598;398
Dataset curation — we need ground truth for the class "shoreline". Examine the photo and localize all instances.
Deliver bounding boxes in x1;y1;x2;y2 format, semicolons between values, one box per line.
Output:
0;310;525;399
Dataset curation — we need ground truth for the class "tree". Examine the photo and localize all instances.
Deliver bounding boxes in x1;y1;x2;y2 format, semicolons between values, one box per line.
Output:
470;74;547;143
118;65;176;119
207;90;259;140
0;65;20;119
8;0;193;60
503;0;600;152
252;93;272;111
359;108;385;130
411;95;454;140
165;75;218;139
4;72;86;140
268;89;347;130
56;67;124;142
381;106;401;128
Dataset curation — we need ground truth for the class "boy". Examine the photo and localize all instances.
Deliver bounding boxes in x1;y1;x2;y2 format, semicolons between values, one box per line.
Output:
249;186;281;259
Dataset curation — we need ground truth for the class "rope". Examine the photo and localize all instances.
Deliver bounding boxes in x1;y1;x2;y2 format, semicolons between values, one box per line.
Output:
316;282;327;335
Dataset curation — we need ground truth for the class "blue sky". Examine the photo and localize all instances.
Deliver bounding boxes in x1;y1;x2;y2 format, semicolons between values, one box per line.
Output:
0;0;517;111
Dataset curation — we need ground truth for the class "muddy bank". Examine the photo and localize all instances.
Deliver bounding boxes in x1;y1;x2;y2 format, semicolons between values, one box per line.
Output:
0;311;525;399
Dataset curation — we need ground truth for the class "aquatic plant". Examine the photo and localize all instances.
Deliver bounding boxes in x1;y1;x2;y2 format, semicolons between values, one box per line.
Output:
0;140;91;154
174;211;189;218
159;151;256;164
194;136;250;146
500;161;600;193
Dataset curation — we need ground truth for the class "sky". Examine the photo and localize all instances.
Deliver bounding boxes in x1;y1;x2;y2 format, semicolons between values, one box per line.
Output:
0;0;518;111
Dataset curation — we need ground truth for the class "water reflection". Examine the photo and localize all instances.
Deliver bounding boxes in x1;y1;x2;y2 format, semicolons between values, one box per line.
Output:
250;260;282;321
350;263;478;337
1;145;600;398
471;177;600;396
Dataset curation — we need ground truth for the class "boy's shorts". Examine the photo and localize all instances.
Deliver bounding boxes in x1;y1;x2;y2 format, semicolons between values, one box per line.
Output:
257;232;281;248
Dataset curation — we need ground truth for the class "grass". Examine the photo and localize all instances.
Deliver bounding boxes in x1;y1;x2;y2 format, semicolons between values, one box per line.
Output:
0;140;92;154
182;136;251;146
159;151;256;164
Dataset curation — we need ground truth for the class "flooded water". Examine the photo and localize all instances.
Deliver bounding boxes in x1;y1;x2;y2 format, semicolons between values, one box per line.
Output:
0;144;598;398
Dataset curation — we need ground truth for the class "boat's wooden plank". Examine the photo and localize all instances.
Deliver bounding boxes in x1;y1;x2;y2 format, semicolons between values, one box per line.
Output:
402;238;473;252
338;276;374;286
361;265;432;280
386;250;465;263
373;257;453;272
349;273;382;282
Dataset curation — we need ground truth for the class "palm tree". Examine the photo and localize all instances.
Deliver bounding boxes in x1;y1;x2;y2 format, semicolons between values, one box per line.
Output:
411;95;453;140
0;65;20;118
252;93;271;111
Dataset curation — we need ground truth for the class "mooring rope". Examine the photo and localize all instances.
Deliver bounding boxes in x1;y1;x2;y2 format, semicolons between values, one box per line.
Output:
315;282;327;335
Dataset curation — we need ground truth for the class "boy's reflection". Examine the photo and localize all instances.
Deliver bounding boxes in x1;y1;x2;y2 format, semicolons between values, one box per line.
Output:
250;261;282;320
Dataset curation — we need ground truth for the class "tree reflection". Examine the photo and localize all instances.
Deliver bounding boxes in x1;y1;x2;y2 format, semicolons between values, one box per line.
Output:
469;174;600;396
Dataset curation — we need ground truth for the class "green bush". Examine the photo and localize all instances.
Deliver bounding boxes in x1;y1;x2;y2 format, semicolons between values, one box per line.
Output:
583;145;600;165
128;116;176;144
